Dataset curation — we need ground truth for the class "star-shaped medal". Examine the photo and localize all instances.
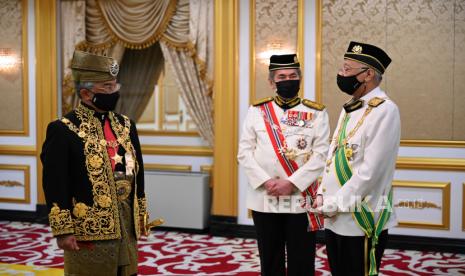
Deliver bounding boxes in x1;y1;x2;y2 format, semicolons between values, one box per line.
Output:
111;153;123;165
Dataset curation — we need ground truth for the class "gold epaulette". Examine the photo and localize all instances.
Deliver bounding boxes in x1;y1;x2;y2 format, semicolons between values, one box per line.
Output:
302;99;325;111
368;97;386;107
253;97;274;106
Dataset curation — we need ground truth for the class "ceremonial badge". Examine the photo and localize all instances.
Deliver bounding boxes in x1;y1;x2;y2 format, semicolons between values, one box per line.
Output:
109;61;119;76
116;180;131;201
345;147;353;159
296;137;308;150
111;153;123;165
125;152;135;176
352;44;363;54
345;143;359;161
282;111;313;127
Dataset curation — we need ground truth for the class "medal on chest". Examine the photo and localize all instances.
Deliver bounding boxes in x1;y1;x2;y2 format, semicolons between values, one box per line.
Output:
281;110;313;127
296;137;308;150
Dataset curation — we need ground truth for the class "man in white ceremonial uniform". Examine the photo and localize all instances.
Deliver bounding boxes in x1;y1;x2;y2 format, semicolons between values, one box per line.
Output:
238;54;329;276
314;42;400;276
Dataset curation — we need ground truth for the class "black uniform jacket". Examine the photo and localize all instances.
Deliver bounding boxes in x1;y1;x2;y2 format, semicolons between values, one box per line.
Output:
40;103;146;241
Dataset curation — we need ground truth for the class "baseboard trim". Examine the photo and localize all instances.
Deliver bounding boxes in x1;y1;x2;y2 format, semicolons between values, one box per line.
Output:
209;215;256;238
0;204;48;224
209;215;465;254
386;234;465;254
155;226;209;235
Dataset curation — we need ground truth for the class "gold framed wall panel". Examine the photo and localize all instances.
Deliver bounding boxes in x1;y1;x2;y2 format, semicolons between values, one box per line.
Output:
0;145;36;156
0;164;30;204
138;130;200;137
144;163;191;172
0;0;29;136
400;140;465;148
392;180;450;230
396;157;465;171
141;145;212;156
316;0;465;147
249;0;304;104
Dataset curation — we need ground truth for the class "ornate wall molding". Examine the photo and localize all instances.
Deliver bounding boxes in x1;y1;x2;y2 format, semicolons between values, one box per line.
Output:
396;157;465;171
141;145;212;156
393;180;450;230
144;163;192;172
0;164;30;204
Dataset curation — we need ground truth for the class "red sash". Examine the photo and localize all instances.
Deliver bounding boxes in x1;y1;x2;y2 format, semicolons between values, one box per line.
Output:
104;118;119;171
260;101;323;231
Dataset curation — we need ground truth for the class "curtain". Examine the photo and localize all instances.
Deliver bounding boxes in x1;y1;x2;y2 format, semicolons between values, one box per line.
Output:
188;0;214;93
159;0;189;48
161;44;213;145
76;0;127;57
159;0;214;145
115;43;164;121
80;0;177;49
71;0;214;145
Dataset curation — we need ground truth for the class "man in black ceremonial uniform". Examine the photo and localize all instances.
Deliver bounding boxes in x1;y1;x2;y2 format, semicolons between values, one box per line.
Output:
41;50;147;276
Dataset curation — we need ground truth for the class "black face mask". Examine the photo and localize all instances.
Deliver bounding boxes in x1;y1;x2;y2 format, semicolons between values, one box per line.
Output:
91;91;120;111
336;69;368;95
275;80;300;99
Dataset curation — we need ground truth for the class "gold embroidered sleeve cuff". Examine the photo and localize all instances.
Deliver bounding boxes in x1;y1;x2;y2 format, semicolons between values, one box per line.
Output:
138;197;147;217
48;203;75;236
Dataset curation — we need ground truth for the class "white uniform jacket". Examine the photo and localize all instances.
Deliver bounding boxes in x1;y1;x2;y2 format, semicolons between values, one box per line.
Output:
238;99;330;213
318;87;400;236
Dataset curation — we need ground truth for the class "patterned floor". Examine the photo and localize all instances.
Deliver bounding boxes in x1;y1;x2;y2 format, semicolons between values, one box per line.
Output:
0;221;464;275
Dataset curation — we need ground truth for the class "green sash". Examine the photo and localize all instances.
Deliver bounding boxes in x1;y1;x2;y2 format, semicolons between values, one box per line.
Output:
334;113;393;276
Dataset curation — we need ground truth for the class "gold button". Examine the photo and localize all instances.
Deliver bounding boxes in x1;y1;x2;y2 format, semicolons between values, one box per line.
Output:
322;188;326;192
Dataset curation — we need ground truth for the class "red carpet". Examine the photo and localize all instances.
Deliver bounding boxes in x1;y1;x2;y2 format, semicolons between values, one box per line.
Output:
0;221;464;275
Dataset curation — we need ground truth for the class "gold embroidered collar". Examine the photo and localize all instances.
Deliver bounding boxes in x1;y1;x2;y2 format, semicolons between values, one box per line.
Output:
274;95;301;110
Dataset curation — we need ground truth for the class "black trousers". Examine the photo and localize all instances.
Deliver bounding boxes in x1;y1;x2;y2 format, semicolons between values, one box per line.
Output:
252;211;316;276
325;229;389;276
